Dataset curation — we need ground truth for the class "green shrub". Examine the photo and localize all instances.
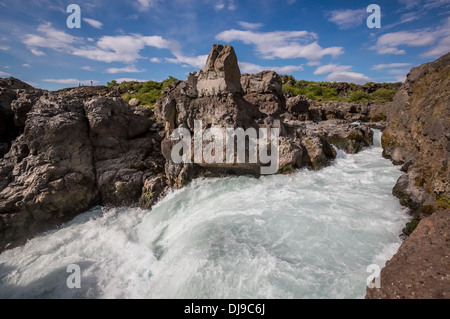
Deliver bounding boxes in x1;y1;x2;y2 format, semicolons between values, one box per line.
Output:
122;93;132;102
373;88;397;102
161;76;177;91
107;80;117;88
112;77;179;108
299;85;339;101
404;217;420;236
282;83;301;96
139;191;154;208
349;90;370;102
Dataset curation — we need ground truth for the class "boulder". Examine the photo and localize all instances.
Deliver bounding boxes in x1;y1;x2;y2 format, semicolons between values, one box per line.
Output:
129;98;140;107
196;44;243;96
366;210;450;299
286;95;310;114
241;71;283;97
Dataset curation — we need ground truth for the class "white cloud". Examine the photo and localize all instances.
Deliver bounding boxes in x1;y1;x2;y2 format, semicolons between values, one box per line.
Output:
23;22;172;64
372;63;412;70
31;48;46;56
386;67;410;82
215;2;225;10
0;45;9;51
73;34;171;63
398;0;421;9
228;0;236;11
389;68;410;74
23;22;80;54
216;29;343;65
150;57;162;63
326;71;372;84
0;71;11;77
377;47;406;55
422;17;450;57
328;9;366;29
106;65;145;74
25;81;38;87
314;64;351;75
166;54;208;69
137;0;155;11
21;22;210;71
399;0;450;9
43;78;99;85
395;75;407;82
239;62;303;74
22;63;31;68
314;64;372;84
377;32;436;48
423;35;450;57
214;0;235;11
83;18;103;29
238;21;263;30
81;66;94;71
384;12;421;29
373;18;450;55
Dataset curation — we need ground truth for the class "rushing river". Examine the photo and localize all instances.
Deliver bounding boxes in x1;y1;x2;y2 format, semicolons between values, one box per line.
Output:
0;130;410;299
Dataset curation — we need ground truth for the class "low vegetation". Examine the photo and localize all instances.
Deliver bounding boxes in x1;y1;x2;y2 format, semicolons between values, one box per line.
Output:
108;75;399;107
281;76;400;103
108;77;178;108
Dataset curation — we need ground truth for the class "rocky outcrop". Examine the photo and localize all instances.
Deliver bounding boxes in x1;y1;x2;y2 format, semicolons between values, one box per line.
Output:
196;44;243;97
0;78;43;158
380;53;450;217
366;210;450;299
156;44;374;188
366;53;450;299
0;86;166;252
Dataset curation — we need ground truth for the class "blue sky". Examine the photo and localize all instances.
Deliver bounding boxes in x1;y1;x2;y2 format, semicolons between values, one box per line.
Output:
0;0;449;90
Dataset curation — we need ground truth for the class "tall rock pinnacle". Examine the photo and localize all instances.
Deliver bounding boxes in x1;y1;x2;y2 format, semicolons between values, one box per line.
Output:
196;44;243;96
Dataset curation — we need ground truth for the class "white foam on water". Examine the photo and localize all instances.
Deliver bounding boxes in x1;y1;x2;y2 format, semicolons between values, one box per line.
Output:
0;130;410;299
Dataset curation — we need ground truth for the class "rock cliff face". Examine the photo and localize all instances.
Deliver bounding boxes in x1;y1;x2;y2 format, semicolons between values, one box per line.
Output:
366;209;450;299
366;52;450;299
0;83;166;252
380;52;449;215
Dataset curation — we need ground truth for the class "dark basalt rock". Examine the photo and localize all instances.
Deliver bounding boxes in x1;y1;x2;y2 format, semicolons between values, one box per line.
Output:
0;85;166;252
366;52;450;299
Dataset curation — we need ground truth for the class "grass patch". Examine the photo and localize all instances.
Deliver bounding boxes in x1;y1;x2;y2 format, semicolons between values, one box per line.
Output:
436;194;450;210
108;77;178;108
139;191;154;208
281;76;400;103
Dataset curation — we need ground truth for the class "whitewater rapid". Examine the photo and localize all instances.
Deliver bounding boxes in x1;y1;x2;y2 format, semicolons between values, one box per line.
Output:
0;130;410;299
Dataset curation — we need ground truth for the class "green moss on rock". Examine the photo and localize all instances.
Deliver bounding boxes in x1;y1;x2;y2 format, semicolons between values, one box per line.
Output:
139;191;154;209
